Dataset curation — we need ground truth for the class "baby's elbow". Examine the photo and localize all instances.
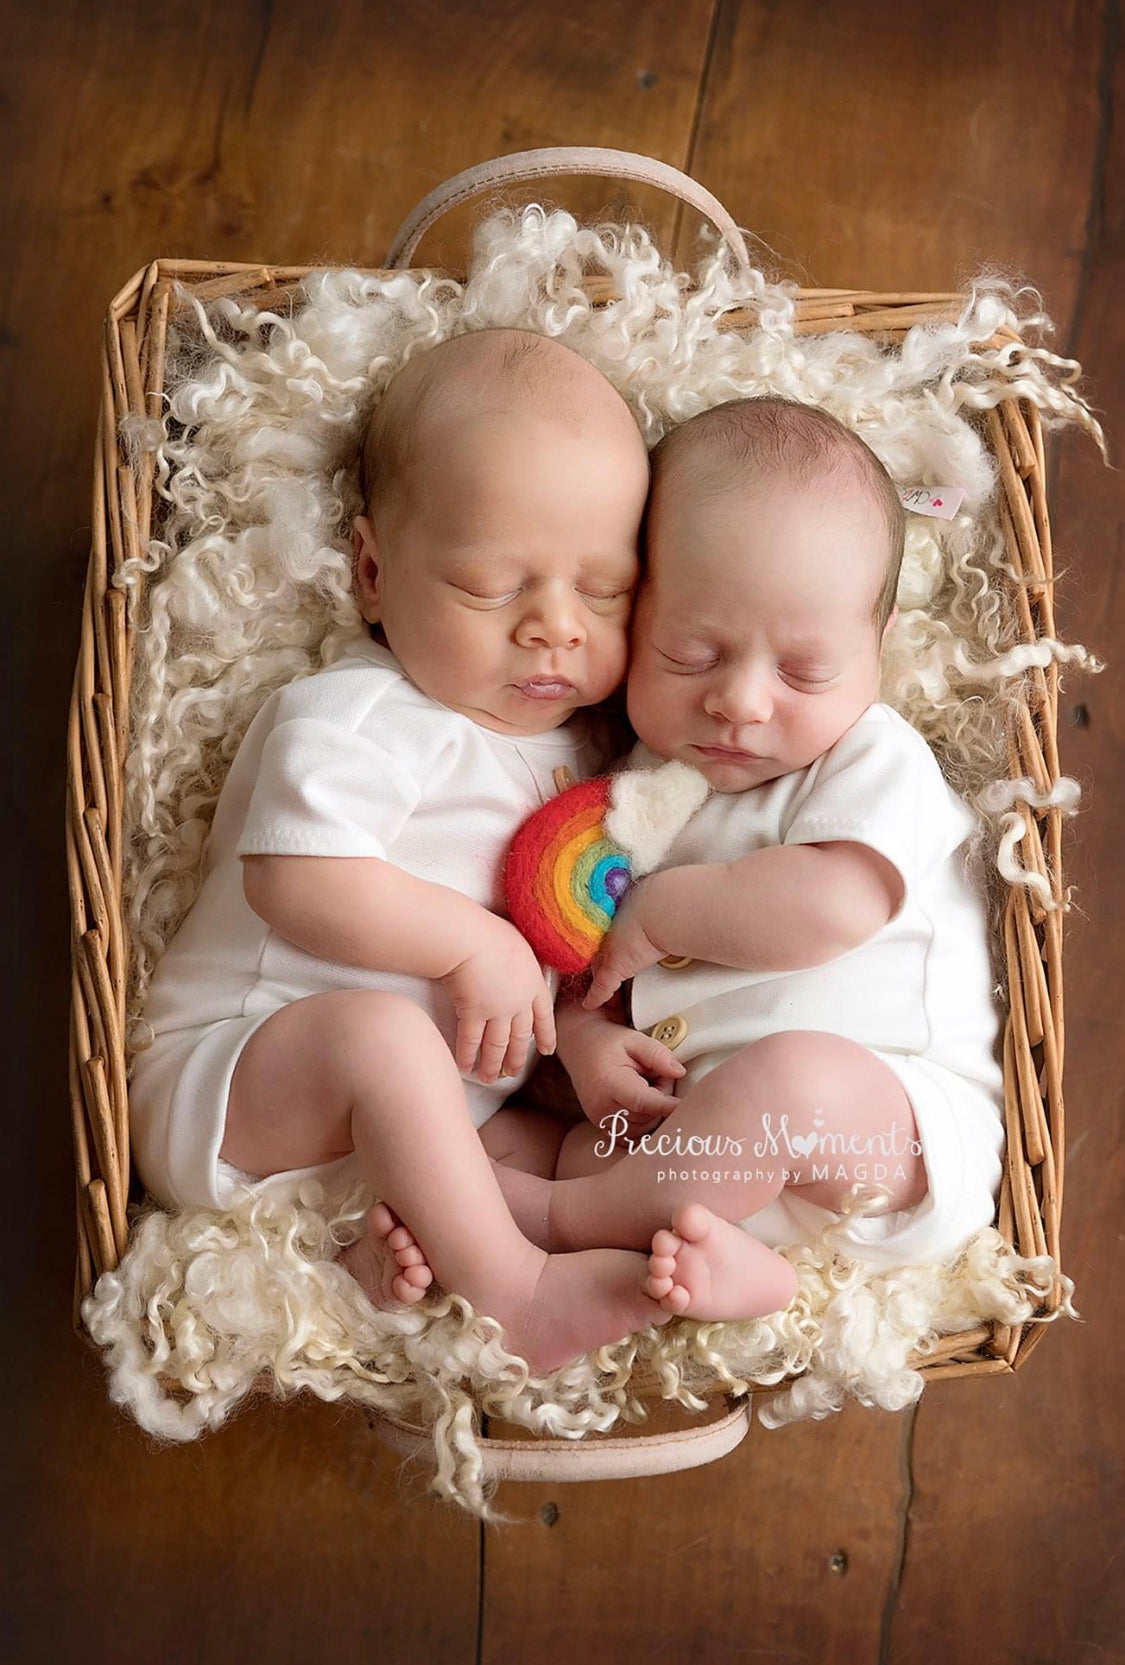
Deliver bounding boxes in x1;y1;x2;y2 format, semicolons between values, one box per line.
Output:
833;849;905;948
805;841;904;955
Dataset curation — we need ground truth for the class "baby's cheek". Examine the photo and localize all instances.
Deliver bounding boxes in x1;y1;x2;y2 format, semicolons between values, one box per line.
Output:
624;660;665;738
596;617;632;684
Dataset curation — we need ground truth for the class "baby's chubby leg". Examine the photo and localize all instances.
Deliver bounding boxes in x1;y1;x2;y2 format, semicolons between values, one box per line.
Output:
219;990;674;1376
353;1105;577;1287
365;1107;576;1289
477;1105;575;1177
530;1030;927;1318
548;1030;926;1248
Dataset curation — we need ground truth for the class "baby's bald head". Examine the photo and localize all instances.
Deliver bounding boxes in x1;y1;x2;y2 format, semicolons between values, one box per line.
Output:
360;328;640;532
647;396;905;634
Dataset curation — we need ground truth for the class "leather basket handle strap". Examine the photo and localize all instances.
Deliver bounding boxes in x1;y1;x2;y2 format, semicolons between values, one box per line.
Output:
371;1393;752;1484
384;145;752;282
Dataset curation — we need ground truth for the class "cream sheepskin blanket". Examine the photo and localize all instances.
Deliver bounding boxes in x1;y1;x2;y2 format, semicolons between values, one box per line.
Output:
82;203;1103;1520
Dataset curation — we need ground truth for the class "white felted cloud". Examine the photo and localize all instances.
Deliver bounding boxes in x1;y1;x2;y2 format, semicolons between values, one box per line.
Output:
604;759;712;874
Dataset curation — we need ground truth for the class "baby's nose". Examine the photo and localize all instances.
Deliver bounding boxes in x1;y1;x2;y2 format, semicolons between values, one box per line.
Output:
705;670;772;724
516;590;586;648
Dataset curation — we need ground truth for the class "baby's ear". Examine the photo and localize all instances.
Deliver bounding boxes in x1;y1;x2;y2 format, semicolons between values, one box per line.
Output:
352;516;381;621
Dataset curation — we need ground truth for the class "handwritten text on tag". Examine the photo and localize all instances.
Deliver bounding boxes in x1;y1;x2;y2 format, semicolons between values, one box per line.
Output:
897;485;965;520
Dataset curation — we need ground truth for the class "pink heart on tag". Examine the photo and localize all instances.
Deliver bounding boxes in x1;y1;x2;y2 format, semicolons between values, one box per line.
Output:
933;498;943;507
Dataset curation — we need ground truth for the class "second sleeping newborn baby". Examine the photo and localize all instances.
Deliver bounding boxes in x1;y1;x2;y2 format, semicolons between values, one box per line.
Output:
484;395;1006;1320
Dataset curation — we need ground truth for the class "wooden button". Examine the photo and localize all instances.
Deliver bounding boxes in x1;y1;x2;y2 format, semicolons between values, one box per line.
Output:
648;1014;688;1050
552;765;577;794
658;955;694;970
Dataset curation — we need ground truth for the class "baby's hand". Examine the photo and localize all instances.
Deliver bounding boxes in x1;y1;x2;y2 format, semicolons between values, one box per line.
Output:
584;878;671;1011
439;917;556;1084
565;1015;685;1134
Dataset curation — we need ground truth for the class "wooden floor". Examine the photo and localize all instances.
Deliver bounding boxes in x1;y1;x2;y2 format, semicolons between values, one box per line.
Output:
8;1;1123;1659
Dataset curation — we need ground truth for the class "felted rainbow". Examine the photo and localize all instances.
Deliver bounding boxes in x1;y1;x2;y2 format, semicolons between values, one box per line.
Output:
504;775;633;975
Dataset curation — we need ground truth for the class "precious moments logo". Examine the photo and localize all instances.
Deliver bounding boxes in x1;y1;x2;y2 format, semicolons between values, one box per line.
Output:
594;1108;922;1188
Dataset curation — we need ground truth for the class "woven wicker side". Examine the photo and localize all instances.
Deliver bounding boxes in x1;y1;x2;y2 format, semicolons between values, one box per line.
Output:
67;261;1066;1392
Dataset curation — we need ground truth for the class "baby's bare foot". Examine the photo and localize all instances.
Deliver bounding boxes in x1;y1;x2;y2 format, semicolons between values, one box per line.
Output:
503;1243;674;1377
338;1200;435;1310
644;1202;799;1320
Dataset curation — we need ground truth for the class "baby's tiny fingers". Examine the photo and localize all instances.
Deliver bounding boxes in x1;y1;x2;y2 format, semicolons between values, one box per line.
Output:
532;990;556;1058
583;966;620;1010
476;1018;512;1084
500;1025;533;1079
630;1034;687;1076
639;1086;680;1116
614;1071;674;1121
455;1017;486;1075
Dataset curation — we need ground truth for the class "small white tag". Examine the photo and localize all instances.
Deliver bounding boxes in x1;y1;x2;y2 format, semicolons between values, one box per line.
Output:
897;485;965;520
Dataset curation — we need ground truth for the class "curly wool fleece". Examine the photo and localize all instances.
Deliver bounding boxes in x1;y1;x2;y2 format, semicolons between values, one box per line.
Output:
87;201;1102;1518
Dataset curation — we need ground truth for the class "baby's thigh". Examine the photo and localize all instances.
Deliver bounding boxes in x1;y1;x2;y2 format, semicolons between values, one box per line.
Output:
477;1105;573;1176
696;1030;927;1213
220;988;441;1177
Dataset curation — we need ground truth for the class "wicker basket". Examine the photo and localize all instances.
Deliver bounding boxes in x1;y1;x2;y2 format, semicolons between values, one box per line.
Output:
66;147;1071;1481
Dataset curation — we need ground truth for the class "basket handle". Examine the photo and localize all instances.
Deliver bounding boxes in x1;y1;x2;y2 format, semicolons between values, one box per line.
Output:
383;145;752;280
370;1394;752;1484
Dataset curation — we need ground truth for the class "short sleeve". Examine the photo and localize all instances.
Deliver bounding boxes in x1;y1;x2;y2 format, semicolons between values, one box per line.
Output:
237;717;422;861
781;714;971;905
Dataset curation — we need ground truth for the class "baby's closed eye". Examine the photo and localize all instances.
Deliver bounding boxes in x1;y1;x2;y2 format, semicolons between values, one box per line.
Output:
656;646;839;688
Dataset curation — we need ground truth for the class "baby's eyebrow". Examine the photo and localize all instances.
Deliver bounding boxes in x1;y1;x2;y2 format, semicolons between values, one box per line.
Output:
779;643;835;660
444;552;636;581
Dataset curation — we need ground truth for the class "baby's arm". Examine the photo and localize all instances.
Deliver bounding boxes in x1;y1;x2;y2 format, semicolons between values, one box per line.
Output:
583;841;904;1009
243;854;556;1078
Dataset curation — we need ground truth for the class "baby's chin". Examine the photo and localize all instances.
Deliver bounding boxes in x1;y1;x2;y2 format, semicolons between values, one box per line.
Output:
637;734;780;791
688;751;781;792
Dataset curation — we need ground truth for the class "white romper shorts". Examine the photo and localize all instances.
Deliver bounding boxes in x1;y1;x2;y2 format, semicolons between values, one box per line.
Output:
672;1046;1006;1269
128;1010;516;1215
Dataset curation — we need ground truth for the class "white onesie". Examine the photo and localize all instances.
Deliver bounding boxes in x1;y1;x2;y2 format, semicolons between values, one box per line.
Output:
623;703;1007;1267
129;636;615;1212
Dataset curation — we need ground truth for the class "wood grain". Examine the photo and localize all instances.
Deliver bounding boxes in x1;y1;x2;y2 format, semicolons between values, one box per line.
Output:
678;0;1103;303
887;4;1125;1656
8;0;1122;1660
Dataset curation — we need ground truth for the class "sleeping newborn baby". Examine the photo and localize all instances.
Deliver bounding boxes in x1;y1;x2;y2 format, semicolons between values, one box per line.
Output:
483;394;1007;1321
128;326;695;1377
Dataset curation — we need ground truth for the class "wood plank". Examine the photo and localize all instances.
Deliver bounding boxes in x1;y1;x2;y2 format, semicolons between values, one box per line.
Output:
9;0;1121;1660
661;4;1118;1663
6;1;715;1660
679;0;1102;308
483;1399;913;1662
10;1334;482;1658
885;2;1125;1658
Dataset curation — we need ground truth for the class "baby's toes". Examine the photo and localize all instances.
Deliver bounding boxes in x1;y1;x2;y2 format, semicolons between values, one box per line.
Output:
367;1201;399;1241
651;1227;683;1259
670;1201;713;1243
398;1263;433;1291
387;1223;417;1252
391;1272;429;1304
661;1282;692;1315
393;1241;427;1268
644;1238;682;1301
